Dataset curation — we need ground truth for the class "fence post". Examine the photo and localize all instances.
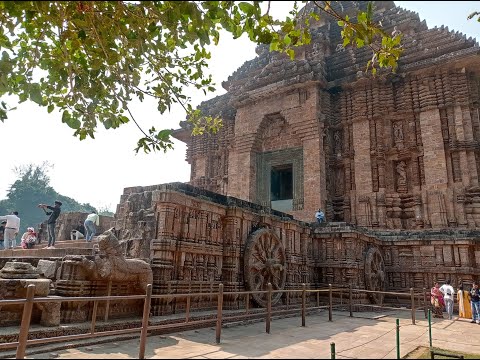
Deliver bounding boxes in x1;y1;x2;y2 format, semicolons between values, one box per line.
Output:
90;300;99;334
301;283;306;327
423;288;427;319
138;284;152;360
328;284;333;322
316;290;320;308
266;283;272;334
410;288;416;325
186;296;191;323
104;280;112;322
428;309;432;349
216;284;224;344
396;318;400;359
16;284;35;359
349;284;353;317
246;293;250;314
330;342;336;359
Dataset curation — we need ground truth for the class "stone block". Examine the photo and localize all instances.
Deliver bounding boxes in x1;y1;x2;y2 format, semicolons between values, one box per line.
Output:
37;259;59;279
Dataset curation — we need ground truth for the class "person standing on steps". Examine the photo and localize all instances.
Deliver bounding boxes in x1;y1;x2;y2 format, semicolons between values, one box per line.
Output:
84;210;99;242
0;211;20;249
38;200;62;249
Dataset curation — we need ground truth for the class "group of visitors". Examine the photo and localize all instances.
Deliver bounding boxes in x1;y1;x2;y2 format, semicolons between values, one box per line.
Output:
0;199;99;250
69;211;99;242
431;280;480;323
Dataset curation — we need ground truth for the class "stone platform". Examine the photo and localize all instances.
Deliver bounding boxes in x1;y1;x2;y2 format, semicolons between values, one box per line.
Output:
0;240;97;269
10;311;480;359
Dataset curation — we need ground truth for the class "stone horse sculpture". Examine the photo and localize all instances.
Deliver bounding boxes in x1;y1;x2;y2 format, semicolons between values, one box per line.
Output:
79;228;153;293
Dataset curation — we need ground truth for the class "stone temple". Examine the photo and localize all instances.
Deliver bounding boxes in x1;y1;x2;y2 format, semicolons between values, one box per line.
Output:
2;0;480;329
173;0;480;229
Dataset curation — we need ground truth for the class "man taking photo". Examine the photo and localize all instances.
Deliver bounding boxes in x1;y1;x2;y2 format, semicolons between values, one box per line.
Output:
38;201;62;249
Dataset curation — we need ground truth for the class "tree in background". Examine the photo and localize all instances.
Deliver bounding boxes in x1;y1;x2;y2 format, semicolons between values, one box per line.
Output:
97;205;115;217
0;1;404;153
0;162;97;232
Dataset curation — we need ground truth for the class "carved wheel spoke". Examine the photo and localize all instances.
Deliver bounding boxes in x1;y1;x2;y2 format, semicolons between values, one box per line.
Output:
365;247;386;305
244;228;287;307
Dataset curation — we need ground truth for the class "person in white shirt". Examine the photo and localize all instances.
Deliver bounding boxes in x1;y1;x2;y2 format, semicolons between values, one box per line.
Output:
84;211;100;242
440;280;455;320
0;211;20;249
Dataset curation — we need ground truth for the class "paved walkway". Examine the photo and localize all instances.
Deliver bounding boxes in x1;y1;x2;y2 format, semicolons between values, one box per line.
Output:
24;311;480;359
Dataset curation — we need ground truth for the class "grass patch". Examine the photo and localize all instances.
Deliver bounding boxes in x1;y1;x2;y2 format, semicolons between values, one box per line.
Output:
404;346;480;359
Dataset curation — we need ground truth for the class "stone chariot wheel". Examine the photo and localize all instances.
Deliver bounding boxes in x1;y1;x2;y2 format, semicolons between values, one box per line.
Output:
244;228;287;307
364;247;386;304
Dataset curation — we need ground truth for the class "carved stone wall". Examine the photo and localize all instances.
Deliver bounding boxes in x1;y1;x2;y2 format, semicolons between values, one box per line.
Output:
111;184;480;313
113;183;313;315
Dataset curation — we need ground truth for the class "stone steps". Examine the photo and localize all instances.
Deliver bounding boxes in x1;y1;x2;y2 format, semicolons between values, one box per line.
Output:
47;240;95;249
0;247;94;258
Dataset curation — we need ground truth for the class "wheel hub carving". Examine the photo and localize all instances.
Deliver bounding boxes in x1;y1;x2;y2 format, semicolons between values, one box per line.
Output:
364;247;386;304
244;228;287;307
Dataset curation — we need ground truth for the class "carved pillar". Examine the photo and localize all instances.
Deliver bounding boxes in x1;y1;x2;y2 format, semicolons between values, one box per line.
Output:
352;115;373;226
419;109;449;228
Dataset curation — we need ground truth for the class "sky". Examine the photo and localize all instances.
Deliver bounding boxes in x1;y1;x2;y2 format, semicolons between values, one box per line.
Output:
0;2;479;213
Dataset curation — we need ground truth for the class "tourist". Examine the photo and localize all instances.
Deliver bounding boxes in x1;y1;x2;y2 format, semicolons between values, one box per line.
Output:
36;223;45;244
70;221;86;240
470;282;480;324
440;280;455;320
0;211;20;249
0;221;6;250
84;210;99;242
431;282;445;318
38;200;62;249
315;209;325;224
457;285;472;320
20;227;37;249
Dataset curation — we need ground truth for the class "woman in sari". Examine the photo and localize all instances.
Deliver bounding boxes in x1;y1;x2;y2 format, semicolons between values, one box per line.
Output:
431;282;445;318
457;285;472;319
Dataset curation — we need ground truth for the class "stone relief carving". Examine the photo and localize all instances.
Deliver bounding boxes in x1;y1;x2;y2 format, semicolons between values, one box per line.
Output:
393;122;404;149
244;228;286;307
364;247;386;304
396;161;407;193
72;228;153;293
333;131;342;155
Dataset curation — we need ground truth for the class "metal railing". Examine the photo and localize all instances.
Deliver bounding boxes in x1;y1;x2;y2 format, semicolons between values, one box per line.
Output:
1;284;426;359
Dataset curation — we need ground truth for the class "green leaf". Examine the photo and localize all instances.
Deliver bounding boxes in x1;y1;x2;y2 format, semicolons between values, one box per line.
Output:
104;118;112;129
77;29;86;40
29;85;43;105
238;2;254;14
66;116;81;129
47;104;54;113
286;49;295;60
62;110;70;124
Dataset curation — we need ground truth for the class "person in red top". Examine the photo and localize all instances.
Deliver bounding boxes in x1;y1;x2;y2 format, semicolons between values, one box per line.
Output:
20;227;37;249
